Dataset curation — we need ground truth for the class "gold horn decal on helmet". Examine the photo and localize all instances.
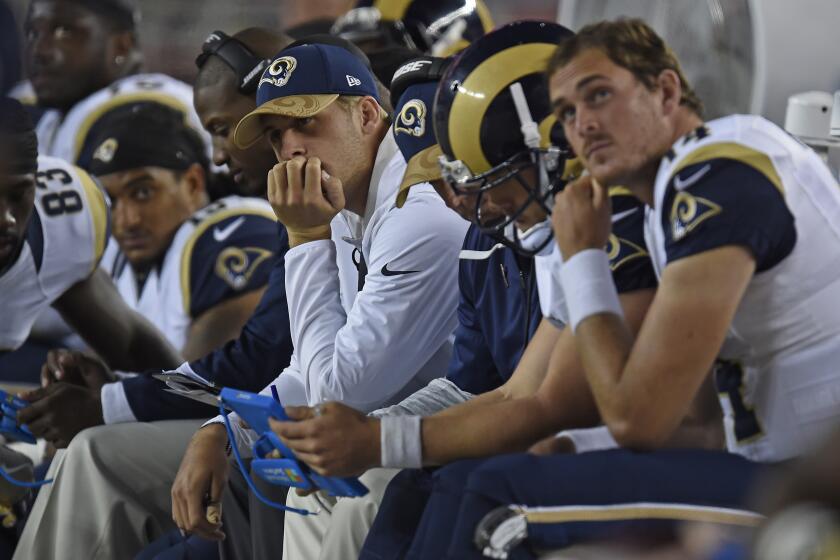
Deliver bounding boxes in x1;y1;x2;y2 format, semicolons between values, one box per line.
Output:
394;99;427;137
448;43;557;175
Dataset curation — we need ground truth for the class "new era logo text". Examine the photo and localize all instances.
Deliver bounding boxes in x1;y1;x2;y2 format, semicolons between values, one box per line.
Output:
346;75;362;87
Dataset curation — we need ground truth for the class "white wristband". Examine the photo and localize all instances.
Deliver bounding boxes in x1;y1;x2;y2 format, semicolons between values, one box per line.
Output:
555;426;618;454
380;415;422;468
560;248;623;331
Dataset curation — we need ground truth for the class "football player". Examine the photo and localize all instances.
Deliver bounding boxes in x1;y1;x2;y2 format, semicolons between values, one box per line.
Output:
1;96;180;429
425;18;840;559
20;0;206;163
89;101;280;360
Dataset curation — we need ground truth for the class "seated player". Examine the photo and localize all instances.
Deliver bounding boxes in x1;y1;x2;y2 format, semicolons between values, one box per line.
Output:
1;96;181;428
416;18;840;559
91;101;279;360
169;38;468;552
20;0;206;163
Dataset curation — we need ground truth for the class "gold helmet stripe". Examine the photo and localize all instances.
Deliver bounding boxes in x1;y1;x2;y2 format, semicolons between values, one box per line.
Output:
448;42;556;174
373;0;414;21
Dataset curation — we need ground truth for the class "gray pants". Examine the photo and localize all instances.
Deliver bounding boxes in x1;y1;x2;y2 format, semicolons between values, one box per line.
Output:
220;460;289;560
13;420;203;560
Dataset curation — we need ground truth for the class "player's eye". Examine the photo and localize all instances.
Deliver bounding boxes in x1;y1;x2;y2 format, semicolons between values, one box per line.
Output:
589;88;611;105
53;25;72;40
295;117;314;129
132;185;153;201
210;124;229;139
559;105;576;125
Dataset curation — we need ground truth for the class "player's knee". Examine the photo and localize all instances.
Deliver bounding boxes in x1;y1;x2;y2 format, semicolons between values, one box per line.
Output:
463;454;547;503
65;424;128;467
432;458;489;495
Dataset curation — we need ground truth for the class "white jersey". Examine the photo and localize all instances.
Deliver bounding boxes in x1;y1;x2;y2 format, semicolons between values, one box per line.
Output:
0;156;108;352
645;114;840;462
31;73;208;164
102;196;280;352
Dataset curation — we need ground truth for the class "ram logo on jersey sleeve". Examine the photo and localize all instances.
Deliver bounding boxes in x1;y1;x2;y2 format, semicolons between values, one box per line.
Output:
669;191;722;242
215;246;274;290
606;233;649;272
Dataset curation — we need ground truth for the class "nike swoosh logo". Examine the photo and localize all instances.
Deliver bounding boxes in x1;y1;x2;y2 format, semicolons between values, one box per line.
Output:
381;263;420;276
611;208;638;223
213;216;245;242
674;163;711;191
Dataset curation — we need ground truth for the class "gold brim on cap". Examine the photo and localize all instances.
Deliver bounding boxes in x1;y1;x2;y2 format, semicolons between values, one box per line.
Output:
396;144;443;208
233;94;340;149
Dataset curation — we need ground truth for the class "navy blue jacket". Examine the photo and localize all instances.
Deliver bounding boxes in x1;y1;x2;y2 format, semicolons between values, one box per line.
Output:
122;225;294;421
446;225;542;394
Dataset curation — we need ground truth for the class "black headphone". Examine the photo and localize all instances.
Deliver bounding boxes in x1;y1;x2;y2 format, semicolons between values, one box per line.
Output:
195;31;270;95
389;56;451;105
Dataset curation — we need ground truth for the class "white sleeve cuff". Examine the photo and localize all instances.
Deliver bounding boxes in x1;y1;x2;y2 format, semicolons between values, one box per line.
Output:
556;426;618;454
101;381;138;424
202;413;256;458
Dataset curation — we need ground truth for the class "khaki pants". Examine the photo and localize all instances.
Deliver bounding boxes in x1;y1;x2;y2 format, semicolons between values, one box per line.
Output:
14;420;203;560
283;468;399;560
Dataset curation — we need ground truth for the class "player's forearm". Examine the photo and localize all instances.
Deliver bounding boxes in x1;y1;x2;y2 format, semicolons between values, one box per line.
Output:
120;319;182;371
420;393;592;465
182;289;266;362
431;386;505;418
575;313;632;431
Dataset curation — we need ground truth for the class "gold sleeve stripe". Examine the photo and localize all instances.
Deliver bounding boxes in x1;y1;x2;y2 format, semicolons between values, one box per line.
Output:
180;207;277;314
75;166;109;269
374;0;413;20
72;92;191;162
672;142;784;195
608;186;634;197
518;503;763;527
448;42;557;175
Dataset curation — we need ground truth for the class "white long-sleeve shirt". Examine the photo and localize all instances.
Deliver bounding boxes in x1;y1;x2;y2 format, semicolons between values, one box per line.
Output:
213;131;469;450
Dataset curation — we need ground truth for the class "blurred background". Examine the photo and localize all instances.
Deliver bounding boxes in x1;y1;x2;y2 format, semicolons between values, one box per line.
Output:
2;0;555;83
3;0;840;127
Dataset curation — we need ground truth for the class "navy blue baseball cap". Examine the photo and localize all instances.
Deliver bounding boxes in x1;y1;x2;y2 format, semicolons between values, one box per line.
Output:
393;80;443;207
234;43;381;149
390;56;451;207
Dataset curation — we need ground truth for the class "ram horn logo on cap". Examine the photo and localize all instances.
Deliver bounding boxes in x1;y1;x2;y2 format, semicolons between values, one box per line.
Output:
259;56;297;88
394;99;427;137
93;138;119;163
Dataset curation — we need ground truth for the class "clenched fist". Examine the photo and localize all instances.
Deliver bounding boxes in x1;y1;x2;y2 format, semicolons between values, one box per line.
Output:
267;156;345;247
552;175;612;260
